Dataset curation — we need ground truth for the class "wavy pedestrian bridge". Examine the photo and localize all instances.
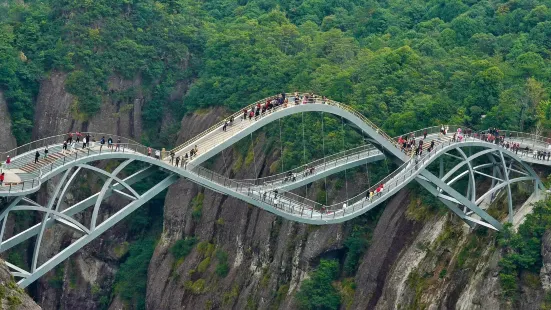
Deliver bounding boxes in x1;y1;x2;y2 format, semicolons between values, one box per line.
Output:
0;93;548;287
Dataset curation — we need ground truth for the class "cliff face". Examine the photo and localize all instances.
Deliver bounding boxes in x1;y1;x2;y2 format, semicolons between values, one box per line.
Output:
0;261;40;310
32;71;143;139
0;91;17;151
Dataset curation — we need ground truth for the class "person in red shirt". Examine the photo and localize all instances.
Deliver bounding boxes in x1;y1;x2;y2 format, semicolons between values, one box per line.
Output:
0;172;4;185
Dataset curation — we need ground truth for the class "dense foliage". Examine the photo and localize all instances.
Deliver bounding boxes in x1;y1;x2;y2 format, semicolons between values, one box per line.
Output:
498;198;551;300
295;259;341;310
2;0;551;144
113;237;156;310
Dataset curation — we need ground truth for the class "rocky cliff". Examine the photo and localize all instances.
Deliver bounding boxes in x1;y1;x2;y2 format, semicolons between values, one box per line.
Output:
0;91;17;151
32;71;143;139
0;260;40;310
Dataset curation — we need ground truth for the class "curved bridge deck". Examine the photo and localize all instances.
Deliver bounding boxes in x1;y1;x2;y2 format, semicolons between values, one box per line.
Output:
0;93;549;287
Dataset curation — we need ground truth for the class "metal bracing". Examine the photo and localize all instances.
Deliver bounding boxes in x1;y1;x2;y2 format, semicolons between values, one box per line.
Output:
87;160;136;230
499;151;515;223
16;174;179;288
31;168;72;272
0;166;157;254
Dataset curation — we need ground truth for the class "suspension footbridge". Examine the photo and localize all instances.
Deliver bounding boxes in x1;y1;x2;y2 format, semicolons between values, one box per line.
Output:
0;93;548;287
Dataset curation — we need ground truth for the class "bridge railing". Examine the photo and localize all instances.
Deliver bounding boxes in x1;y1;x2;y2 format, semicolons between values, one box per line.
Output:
499;130;551;149
169;92;406;156
0;133;142;163
239;144;380;186
169;93;297;155
393;125;471;141
321;136;484;217
0;143;158;194
184;161;325;216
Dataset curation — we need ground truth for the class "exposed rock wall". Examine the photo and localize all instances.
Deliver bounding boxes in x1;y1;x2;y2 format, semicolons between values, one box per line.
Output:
0;91;17;151
0;260;41;309
32;71;143;140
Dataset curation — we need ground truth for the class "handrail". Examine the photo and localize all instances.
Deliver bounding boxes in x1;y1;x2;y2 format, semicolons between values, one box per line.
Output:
0;143;158;194
169;93;293;154
169;92;403;154
239;144;380;185
0;132;142;162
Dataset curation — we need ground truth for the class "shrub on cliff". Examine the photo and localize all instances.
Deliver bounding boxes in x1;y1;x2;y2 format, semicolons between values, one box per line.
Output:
296;259;341;310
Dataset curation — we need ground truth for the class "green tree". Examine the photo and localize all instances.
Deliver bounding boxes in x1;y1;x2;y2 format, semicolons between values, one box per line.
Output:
296;259;341;310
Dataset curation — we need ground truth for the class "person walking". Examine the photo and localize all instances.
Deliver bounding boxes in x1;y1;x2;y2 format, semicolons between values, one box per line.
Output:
148;147;152;157
170;151;175;165
108;137;113;149
175;156;180;167
223;121;227;132
63;141;68;153
0;172;4;186
82;136;87;148
100;136;106;151
423;130;427;139
44;147;49;159
116;139;121;151
155;149;160;160
34;151;40;164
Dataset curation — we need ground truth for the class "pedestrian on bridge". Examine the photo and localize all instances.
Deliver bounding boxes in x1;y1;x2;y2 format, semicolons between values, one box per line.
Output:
223;121;228;132
170;151;175;164
82;136;87;149
423;130;427;139
175;156;180;167
148;147;152;157
44;147;48;159
116;139;121;151
63;141;68;153
100;137;105;151
0;172;4;186
34;151;40;164
155;150;160;160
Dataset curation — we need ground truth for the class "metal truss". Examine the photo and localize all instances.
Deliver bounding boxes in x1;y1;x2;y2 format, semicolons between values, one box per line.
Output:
415;144;542;230
0;165;176;287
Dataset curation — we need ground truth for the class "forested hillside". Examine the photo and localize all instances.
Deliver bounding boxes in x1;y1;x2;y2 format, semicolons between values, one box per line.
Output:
2;0;551;309
2;0;551;144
